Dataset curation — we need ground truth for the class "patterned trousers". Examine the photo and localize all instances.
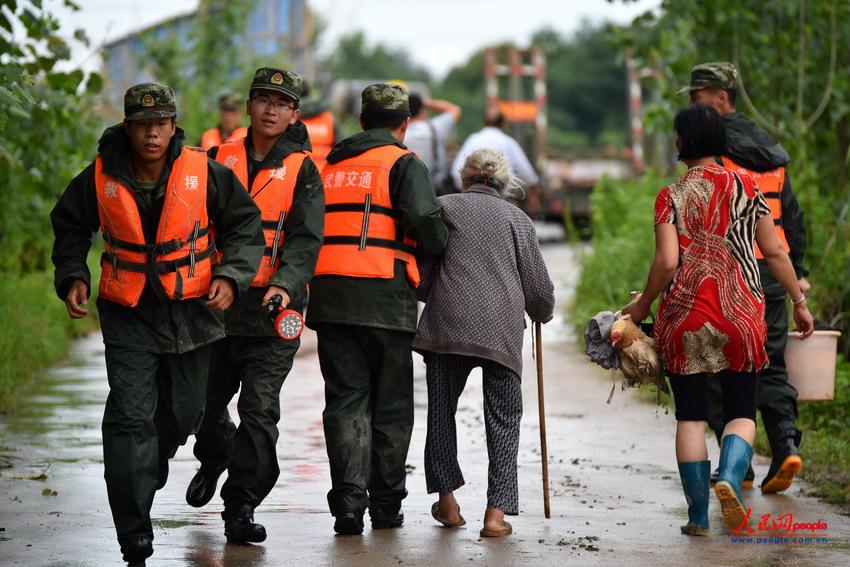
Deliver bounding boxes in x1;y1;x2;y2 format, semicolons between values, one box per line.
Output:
424;353;523;515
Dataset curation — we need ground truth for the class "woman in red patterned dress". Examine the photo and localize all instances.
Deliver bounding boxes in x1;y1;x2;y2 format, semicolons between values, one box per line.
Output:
623;103;813;536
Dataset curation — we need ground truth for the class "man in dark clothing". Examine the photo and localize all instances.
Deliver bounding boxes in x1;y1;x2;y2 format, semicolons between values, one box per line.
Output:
682;62;810;494
186;67;324;544
50;83;264;565
306;83;449;535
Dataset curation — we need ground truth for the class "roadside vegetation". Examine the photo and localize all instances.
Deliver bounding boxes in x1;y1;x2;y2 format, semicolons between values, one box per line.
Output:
0;1;103;411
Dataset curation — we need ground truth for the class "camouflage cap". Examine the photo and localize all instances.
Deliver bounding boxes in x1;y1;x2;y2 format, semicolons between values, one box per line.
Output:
361;83;410;115
250;67;303;102
124;83;177;120
678;62;739;95
218;92;242;110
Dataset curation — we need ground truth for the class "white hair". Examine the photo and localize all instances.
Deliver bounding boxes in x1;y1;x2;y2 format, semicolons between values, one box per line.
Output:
459;148;526;202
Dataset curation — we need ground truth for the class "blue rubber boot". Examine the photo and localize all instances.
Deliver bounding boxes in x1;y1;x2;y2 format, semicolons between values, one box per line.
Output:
715;434;753;531
678;460;710;536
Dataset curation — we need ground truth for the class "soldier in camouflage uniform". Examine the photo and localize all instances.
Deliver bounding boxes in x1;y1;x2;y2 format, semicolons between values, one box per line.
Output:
186;67;324;544
307;83;448;535
680;62;810;494
51;83;263;565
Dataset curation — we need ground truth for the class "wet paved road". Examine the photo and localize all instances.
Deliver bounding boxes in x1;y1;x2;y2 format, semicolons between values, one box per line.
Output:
2;243;849;566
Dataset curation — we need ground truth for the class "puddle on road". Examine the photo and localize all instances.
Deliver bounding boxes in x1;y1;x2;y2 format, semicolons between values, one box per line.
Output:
152;518;204;529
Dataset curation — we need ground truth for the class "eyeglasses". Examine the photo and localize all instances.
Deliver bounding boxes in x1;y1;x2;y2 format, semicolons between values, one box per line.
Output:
252;95;296;111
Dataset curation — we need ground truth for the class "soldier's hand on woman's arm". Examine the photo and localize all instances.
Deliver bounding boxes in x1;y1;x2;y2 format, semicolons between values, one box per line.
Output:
206;278;236;311
64;280;89;319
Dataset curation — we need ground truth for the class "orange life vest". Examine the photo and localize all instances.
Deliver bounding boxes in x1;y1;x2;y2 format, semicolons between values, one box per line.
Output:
315;144;420;287
722;156;789;259
215;140;309;287
200;126;248;150
301;112;335;171
95;147;214;308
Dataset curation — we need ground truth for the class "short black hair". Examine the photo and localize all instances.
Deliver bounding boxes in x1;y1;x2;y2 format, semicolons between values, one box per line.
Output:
361;110;408;131
409;93;424;118
674;102;727;161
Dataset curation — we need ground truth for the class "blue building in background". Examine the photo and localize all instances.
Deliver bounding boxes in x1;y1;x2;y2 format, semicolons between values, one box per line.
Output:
101;0;312;109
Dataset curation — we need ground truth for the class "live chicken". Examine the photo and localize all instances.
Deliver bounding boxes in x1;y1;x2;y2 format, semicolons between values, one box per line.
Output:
610;315;664;389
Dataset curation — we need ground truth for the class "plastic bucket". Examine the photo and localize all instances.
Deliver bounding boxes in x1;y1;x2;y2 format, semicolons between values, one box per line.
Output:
784;330;841;402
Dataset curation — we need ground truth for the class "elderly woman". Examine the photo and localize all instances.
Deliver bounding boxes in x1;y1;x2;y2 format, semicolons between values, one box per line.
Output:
414;149;555;537
623;103;813;536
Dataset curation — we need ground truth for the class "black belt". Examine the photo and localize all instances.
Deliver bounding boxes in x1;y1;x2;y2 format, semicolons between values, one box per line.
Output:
102;243;217;274
325;203;400;219
103;225;210;255
322;236;415;255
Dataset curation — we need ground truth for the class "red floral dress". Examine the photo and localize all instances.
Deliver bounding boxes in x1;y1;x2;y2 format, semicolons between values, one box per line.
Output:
654;164;770;375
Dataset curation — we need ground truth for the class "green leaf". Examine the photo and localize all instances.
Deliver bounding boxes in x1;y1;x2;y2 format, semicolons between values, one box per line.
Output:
0;11;11;34
10;82;37;105
85;73;103;94
72;28;89;47
47;70;83;93
46;35;71;60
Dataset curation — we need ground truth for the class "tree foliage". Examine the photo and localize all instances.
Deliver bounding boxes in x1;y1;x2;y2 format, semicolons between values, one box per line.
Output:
0;0;102;274
132;0;256;143
323;31;432;83
533;24;628;150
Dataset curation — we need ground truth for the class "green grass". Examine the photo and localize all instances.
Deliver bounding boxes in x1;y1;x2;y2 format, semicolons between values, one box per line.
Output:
570;171;850;512
754;359;850;507
0;251;101;412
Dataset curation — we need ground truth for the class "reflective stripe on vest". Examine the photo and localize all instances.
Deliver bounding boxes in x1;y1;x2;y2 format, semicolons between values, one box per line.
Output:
95;147;213;308
301;112;334;171
200;126;249;150
215;140;308;287
315;145;420;287
721;156;789;259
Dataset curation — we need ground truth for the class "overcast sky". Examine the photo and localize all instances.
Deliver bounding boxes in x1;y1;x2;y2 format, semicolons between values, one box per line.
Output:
50;0;660;78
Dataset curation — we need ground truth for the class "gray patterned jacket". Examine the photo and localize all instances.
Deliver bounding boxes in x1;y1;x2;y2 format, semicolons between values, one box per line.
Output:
413;185;555;376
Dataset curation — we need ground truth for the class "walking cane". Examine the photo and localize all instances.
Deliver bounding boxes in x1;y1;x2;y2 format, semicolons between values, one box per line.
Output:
535;320;551;519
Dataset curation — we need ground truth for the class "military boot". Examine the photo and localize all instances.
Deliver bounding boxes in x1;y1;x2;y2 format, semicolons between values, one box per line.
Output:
761;429;803;494
333;511;364;535
120;534;153;565
223;505;267;544
186;467;224;507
